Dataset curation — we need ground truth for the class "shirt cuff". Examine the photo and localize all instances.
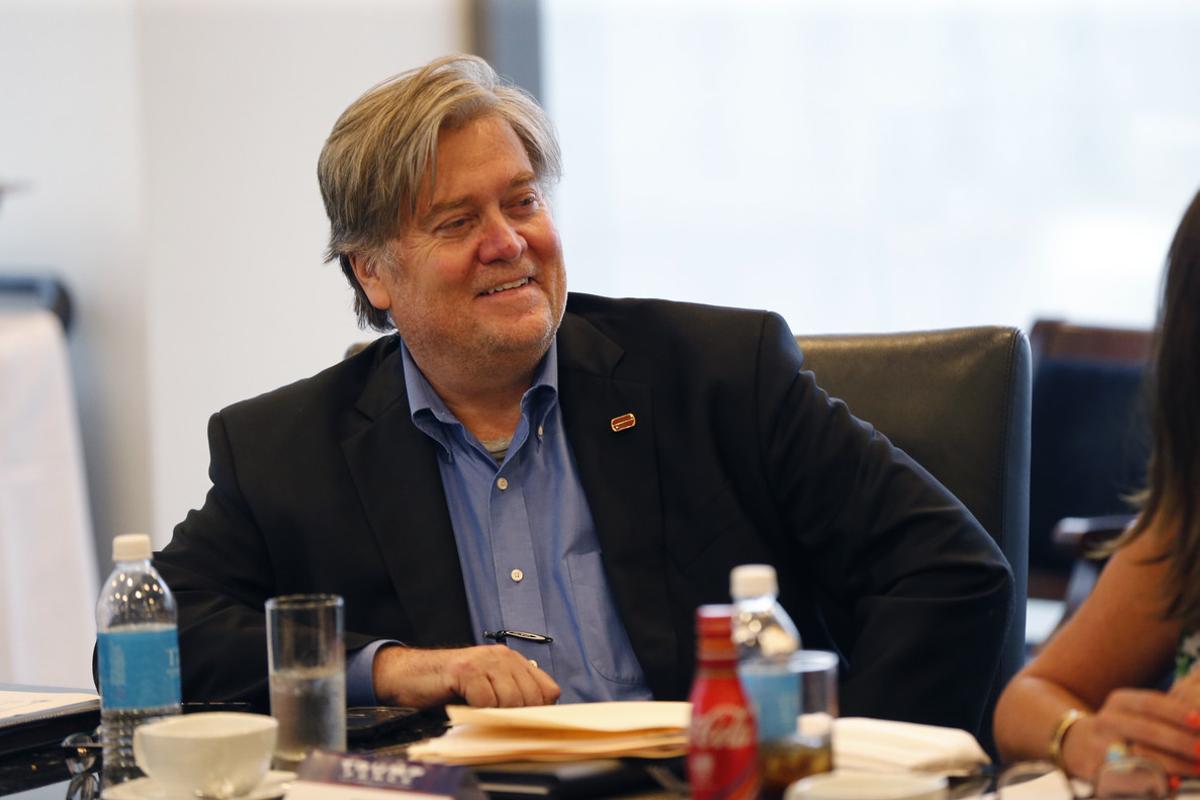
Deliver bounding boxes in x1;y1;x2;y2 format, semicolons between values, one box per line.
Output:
346;639;401;706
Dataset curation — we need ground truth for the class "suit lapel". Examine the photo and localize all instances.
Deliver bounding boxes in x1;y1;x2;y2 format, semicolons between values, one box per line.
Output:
340;340;474;648
557;314;682;699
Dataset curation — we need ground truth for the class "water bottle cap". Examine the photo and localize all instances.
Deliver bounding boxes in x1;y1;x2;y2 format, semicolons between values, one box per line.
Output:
112;533;152;561
730;563;778;599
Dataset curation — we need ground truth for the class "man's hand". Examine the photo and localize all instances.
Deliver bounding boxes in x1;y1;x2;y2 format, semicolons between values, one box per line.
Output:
1061;688;1200;779
372;644;561;709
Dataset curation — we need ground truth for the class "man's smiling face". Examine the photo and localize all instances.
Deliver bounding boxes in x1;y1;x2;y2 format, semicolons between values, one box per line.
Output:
359;113;567;379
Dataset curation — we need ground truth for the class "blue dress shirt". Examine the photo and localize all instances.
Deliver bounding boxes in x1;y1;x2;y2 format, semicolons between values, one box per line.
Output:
346;339;651;705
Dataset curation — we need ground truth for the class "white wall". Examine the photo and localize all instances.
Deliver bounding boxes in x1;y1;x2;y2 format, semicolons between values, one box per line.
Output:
0;0;150;579
137;0;469;542
0;0;467;684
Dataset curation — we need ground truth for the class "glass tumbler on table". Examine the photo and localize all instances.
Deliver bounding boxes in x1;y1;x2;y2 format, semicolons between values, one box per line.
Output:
265;594;347;768
997;757;1172;799
749;649;838;800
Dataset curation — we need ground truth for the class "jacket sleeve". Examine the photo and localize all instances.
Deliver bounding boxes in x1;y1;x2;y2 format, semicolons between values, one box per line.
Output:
153;412;377;710
152;412;275;708
754;312;1014;732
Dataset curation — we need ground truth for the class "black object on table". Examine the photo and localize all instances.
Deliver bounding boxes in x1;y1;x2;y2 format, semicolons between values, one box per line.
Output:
474;758;682;799
0;275;72;333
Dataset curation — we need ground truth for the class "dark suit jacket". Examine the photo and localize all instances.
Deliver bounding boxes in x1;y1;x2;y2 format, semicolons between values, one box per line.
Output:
155;294;1013;734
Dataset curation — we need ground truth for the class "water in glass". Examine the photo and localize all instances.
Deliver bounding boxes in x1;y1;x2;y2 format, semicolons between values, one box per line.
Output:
268;665;346;767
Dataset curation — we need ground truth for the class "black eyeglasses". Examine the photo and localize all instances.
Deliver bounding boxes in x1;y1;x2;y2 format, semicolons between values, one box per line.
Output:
61;729;101;800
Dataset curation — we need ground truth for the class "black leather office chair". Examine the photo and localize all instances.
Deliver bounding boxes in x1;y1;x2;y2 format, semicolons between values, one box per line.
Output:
795;327;1031;755
1026;320;1150;606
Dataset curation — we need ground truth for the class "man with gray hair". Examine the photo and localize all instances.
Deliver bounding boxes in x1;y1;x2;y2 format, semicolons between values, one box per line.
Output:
153;55;1012;733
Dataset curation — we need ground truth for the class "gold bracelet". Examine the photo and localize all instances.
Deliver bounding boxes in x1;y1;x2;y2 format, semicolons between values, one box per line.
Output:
1048;708;1090;771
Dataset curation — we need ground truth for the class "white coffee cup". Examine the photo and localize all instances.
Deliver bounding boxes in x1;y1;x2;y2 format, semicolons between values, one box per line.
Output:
133;712;278;798
785;770;947;800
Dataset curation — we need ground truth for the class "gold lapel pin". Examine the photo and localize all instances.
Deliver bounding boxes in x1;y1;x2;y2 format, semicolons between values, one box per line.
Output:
610;412;637;432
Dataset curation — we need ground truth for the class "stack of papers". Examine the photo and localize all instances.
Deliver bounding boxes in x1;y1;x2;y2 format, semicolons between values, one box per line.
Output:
406;701;689;765
0;689;98;727
406;702;991;776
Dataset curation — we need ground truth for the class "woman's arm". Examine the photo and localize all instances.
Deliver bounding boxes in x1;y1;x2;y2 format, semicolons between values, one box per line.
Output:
995;520;1200;778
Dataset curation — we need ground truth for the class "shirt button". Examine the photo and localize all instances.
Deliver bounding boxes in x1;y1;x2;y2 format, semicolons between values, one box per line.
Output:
529;659;538;668
510;568;524;582
537;425;544;438
497;477;509;490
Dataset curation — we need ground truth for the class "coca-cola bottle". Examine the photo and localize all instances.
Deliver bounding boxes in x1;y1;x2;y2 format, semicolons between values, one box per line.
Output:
688;604;760;800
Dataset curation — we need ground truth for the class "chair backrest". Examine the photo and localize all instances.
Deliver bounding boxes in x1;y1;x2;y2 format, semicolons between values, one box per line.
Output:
1026;319;1151;584
1030;319;1152;365
795;326;1031;753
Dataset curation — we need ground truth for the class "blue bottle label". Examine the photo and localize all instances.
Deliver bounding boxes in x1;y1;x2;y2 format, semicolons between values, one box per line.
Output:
739;666;800;741
98;627;181;710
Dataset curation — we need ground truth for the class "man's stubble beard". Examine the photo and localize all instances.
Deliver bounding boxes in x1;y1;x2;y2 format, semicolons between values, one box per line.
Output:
463;311;560;378
400;306;562;390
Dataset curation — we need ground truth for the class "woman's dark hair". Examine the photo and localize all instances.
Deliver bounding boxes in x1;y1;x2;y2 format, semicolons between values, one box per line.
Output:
1125;189;1200;630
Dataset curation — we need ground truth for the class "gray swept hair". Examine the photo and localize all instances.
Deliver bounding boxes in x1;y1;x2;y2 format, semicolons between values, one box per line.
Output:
318;54;562;331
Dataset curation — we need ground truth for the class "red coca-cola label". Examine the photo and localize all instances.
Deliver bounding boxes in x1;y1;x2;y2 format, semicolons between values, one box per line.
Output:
692;704;755;749
689;700;759;799
690;605;759;799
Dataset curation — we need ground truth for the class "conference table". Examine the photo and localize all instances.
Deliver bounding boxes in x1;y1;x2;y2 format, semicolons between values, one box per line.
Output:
0;686;996;800
0;744;688;800
0;747;998;800
0;699;683;800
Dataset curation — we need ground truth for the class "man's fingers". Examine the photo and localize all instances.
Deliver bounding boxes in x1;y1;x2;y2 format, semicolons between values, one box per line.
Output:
373;644;560;708
485;670;525;707
446;646;506;706
460;678;499;707
507;661;547;706
494;651;560;706
444;645;560;707
531;664;562;704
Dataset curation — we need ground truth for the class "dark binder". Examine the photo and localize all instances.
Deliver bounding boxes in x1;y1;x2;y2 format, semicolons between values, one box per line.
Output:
0;686;100;756
472;758;670;799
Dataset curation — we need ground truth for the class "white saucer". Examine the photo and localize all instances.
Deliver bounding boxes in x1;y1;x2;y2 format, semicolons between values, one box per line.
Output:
785;770;948;800
101;770;296;800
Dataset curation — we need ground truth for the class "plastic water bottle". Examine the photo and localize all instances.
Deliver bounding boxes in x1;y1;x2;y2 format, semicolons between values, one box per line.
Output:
731;564;801;742
96;533;181;783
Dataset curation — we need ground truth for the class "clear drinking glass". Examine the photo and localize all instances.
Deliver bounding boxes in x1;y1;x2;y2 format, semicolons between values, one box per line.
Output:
756;649;838;799
1093;756;1170;799
996;761;1079;799
265;594;346;767
997;757;1171;799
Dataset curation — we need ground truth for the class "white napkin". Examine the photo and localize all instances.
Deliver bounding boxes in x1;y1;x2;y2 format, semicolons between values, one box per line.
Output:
834;717;990;775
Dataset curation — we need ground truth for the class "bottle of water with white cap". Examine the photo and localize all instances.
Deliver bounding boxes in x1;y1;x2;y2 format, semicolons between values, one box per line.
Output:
96;533;181;783
730;564;801;743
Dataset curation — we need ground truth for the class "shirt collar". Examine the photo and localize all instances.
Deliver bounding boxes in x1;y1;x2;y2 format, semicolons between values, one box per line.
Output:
400;339;560;451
